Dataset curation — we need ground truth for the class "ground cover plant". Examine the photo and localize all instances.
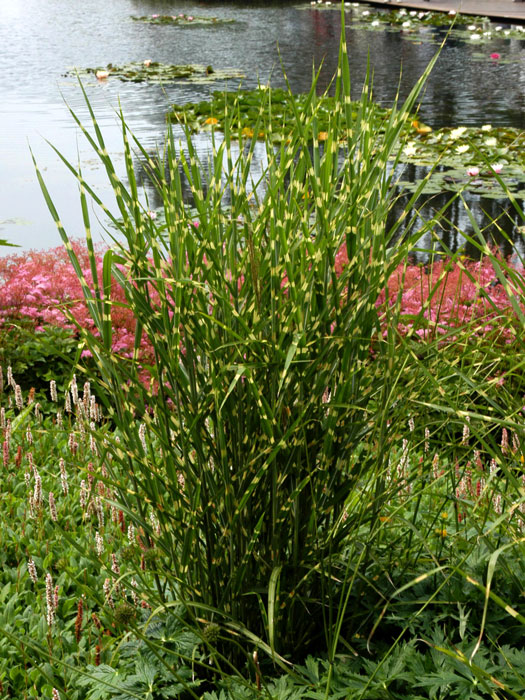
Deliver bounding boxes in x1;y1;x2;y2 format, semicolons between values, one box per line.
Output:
3;4;525;699
2;350;525;699
168;90;525;199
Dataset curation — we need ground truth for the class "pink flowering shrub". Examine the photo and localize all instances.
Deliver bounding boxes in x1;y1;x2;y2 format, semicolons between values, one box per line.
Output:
0;241;154;362
1;241;522;388
336;245;523;344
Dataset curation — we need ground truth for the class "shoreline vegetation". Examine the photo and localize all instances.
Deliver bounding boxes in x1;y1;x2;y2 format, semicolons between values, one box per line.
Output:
1;4;525;699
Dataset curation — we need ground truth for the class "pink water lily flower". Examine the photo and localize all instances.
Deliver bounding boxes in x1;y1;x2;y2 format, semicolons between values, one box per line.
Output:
490;52;501;60
492;163;503;173
143;59;152;67
151;14;159;18
95;70;109;80
466;167;480;177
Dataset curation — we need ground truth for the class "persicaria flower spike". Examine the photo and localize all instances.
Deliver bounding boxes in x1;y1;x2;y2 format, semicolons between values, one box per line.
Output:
46;573;55;626
95;531;104;556
27;557;38;584
103;578;114;608
59;458;68;495
49;491;58;522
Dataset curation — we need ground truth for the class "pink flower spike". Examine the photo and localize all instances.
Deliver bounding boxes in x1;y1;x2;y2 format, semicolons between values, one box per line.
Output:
490;52;501;60
466;166;480;177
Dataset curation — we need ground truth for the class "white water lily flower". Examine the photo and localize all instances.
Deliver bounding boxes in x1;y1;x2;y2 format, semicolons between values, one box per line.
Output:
361;9;370;15
402;21;411;28
504;30;510;35
450;126;467;140
495;26;502;31
404;142;417;157
470;33;481;40
409;10;416;15
96;70;109;80
485;137;497;147
399;8;407;15
456;144;469;154
481;124;492;131
371;20;380;27
493;163;503;173
467;25;477;31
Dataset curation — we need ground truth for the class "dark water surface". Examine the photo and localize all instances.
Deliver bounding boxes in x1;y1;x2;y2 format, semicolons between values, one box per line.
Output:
1;0;525;252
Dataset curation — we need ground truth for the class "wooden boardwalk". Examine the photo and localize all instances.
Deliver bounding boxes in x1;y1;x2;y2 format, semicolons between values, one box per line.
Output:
356;0;525;22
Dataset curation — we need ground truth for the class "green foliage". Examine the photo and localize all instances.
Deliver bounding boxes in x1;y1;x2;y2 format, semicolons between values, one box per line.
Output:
0;321;78;400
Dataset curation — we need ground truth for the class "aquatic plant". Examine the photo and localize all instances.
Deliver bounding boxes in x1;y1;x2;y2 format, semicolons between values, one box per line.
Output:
131;13;236;27
170;89;525;198
304;2;525;53
69;62;244;85
169;85;418;140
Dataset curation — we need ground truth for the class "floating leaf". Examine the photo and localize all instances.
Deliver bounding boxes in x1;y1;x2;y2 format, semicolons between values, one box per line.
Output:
299;2;525;52
68;62;244;85
168;87;525;198
131;14;237;27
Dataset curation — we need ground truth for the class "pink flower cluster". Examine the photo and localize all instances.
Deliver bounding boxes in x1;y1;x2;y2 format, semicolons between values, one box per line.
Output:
0;241;522;364
0;242;154;360
336;245;522;344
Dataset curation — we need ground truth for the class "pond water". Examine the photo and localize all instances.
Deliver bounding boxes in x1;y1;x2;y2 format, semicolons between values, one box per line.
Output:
1;0;525;255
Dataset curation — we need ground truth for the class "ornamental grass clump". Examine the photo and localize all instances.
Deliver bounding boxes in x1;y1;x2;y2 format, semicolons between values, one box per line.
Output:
32;6;525;693
35;4;448;663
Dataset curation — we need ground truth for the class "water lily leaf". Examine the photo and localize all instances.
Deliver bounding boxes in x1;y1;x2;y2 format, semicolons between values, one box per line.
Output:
169;88;525;198
68;63;244;85
298;2;525;52
131;14;237;27
168;86;410;143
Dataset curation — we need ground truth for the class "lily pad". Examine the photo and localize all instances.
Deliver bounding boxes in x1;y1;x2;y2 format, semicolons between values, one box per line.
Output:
301;2;484;26
449;23;525;44
300;3;525;51
169;86;405;141
168;88;525;198
69;62;244;85
398;165;525;200
131;14;236;27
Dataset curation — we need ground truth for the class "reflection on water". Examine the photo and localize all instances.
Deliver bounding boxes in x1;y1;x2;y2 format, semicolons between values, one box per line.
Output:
0;0;524;252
